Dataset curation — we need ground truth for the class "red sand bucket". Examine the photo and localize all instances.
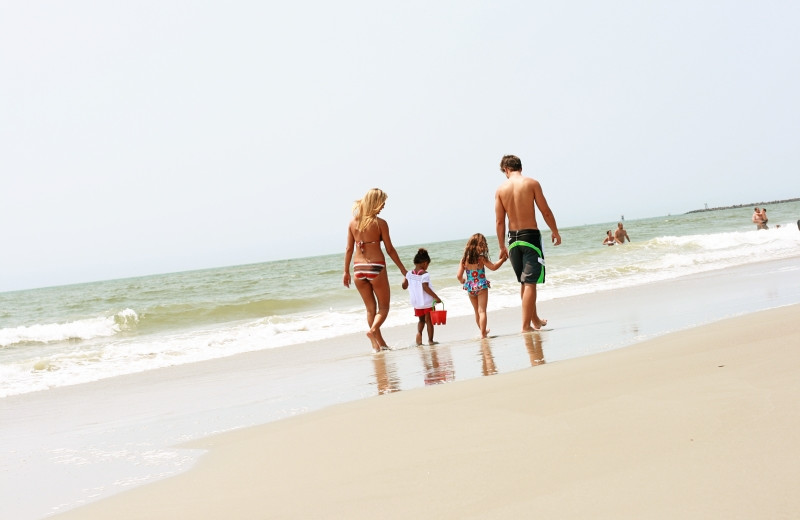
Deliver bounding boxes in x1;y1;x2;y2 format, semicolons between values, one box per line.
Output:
430;303;447;325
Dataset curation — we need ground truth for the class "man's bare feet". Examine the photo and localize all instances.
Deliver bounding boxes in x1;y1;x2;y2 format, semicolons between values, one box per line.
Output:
522;320;546;332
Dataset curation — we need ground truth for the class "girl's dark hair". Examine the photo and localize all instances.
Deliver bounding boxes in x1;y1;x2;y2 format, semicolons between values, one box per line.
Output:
413;248;431;264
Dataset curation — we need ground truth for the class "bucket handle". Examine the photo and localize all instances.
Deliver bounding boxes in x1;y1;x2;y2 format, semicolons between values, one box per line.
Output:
431;301;444;311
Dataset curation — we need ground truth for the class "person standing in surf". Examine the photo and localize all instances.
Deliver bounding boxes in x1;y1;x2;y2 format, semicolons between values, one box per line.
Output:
495;154;561;332
760;208;769;229
603;230;620;245
614;222;631;243
344;188;408;352
752;207;766;230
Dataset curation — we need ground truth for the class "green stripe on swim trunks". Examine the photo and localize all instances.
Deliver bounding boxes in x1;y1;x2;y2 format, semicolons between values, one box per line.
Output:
508;240;543;257
509;240;545;283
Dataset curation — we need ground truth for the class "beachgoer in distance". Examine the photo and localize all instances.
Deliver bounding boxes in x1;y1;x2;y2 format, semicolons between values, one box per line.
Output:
614;222;630;243
405;248;442;346
752;207;766;230
760;208;769;229
457;233;506;338
495;154;561;332
603;230;620;246
343;188;409;352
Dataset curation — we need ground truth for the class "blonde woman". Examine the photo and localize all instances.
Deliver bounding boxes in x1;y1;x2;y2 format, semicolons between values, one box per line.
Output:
344;188;408;351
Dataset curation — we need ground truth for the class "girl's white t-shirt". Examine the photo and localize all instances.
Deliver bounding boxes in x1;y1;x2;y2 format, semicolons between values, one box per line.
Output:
406;270;435;309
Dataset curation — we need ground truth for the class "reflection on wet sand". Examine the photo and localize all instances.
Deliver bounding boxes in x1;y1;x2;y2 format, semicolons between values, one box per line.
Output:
523;332;545;366
480;338;497;376
372;353;400;395
420;344;455;385
478;332;546;377
373;331;547;396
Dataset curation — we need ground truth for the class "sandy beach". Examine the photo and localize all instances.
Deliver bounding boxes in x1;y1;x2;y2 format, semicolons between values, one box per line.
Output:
48;300;800;520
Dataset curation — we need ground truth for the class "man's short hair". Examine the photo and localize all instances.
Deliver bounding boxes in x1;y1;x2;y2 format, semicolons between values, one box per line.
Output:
500;155;522;172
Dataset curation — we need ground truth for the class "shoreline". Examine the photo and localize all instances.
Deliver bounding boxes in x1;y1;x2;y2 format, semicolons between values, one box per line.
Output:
52;303;800;519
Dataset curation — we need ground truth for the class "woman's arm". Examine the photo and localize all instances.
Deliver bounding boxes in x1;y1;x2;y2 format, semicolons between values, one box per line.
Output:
343;224;355;288
379;219;407;276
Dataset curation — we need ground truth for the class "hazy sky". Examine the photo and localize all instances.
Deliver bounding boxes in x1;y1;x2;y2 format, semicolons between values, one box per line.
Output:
2;1;798;292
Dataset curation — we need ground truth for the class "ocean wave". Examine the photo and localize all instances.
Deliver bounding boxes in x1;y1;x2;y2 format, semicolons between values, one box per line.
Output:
0;306;377;397
0;294;352;350
135;295;346;331
0;309;139;349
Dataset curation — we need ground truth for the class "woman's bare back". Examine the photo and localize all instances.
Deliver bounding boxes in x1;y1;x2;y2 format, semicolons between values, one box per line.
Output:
350;218;385;263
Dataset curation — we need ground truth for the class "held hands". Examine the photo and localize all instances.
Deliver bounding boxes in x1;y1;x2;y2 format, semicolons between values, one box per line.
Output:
402;278;409;290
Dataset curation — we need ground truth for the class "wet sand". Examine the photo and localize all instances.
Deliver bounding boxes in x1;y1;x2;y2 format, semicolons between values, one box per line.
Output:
50;302;800;519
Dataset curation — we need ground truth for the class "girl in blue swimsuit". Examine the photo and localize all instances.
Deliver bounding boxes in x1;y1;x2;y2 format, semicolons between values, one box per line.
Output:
456;233;506;338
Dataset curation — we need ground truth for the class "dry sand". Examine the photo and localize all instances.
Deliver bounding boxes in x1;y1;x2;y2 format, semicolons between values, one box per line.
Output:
53;304;800;519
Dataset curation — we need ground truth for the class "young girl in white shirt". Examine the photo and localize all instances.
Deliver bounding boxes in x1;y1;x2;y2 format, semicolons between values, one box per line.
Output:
405;248;442;346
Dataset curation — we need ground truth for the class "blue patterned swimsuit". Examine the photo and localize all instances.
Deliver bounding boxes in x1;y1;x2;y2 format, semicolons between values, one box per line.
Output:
463;266;491;296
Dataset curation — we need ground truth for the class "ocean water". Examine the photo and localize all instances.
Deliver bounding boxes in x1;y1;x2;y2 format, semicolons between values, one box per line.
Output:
2;201;799;398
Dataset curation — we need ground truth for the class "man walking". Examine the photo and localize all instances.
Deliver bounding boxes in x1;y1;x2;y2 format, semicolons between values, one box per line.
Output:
495;155;561;332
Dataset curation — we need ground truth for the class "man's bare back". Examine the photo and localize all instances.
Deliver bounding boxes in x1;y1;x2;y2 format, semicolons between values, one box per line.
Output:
495;176;540;231
495;170;560;257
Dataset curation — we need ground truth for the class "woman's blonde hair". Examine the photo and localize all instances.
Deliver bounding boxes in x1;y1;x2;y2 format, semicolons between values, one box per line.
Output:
352;188;388;232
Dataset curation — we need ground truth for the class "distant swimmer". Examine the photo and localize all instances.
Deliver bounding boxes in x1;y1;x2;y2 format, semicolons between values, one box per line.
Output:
760;208;769;229
752;207;767;230
603;230;620;246
614;222;630;243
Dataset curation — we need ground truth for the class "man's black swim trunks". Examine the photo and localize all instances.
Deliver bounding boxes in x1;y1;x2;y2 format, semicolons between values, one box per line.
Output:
508;229;545;284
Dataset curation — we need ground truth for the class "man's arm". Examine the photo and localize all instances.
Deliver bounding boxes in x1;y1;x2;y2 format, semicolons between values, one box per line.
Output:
533;183;561;246
495;190;508;258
